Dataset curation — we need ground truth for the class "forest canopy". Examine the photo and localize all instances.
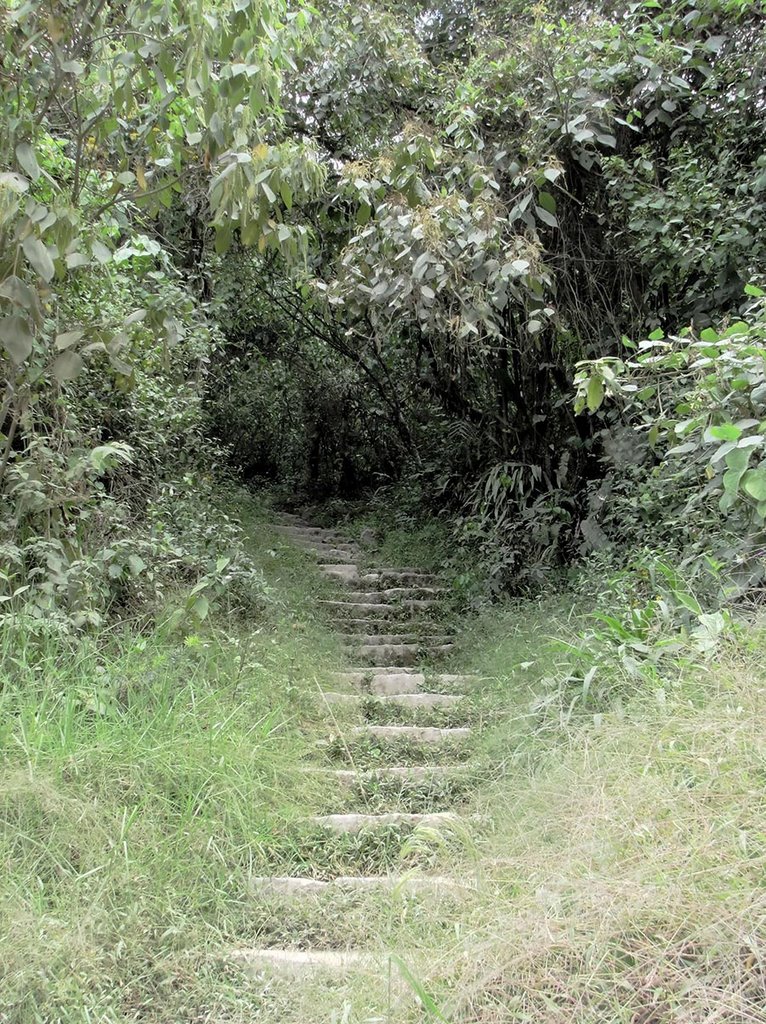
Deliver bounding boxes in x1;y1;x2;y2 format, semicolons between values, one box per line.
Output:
2;0;766;622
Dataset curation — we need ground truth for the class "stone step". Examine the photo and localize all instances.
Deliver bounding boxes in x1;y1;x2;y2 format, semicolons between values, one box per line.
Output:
233;947;370;974
432;673;481;686
320;601;397;617
278;531;355;547
332;617;435;632
357;642;455;665
380;586;444;598
343;591;389;604
361;570;438;585
332;765;456;784
321;691;464;710
250;874;461;896
366;566;432;575
303;548;360;564
272;520;339;531
309;811;462;833
351;725;471;743
402;599;440;613
332;671;425;694
375;692;464;709
341;633;453;646
319;564;359;584
334;670;480;691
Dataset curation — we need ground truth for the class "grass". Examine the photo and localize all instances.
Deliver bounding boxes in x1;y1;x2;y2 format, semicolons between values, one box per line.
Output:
0;512;349;1023
2;500;766;1023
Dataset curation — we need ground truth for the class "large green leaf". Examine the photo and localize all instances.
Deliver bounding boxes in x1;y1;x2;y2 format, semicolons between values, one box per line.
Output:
741;467;766;502
52;350;84;382
0;314;34;364
720;447;751;511
21;237;55;282
586;375;604;412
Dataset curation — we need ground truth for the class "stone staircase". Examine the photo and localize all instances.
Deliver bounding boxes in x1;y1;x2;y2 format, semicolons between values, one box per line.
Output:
233;513;484;988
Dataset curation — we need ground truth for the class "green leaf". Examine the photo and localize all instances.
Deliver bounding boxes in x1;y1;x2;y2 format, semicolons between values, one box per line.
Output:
720;446;751;511
744;284;764;297
0;275;36;311
280;181;293;209
586;375;604;412
722;322;749;338
193;595;210;620
534;205;558;228
15;142;40;182
127;554;147;576
91;240;112;265
537;191;556;214
699;327;719;342
65;252;90;269
55;329;84;351
52;349;84;381
0;314;34;364
22;236;55;281
704;424;742;442
648;328;664;341
742;468;766;502
0;171;29;193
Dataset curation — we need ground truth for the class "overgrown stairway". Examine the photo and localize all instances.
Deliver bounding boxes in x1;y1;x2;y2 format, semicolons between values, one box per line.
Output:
233;513;484;991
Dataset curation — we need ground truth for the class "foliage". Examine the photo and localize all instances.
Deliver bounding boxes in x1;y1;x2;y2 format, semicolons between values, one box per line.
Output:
0;0;324;624
573;293;766;585
192;0;766;596
4;0;766;606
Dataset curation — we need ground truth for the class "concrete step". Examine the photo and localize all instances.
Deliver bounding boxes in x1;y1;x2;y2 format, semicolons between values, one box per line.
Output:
361;570;438;585
277;530;355;546
272;522;315;531
375;692;464;709
331;671;425;694
332;765;456;784
333;617;431;632
432;673;481;686
319;564;359;584
233;947;370;974
341;633;453;646
351;725;471;743
320;601;397;617
309;811;462;833
320;691;464;710
250;873;461;896
357;642;455;665
302;547;360;564
402;599;440;613
332;670;480;692
344;591;389;604
380;586;444;599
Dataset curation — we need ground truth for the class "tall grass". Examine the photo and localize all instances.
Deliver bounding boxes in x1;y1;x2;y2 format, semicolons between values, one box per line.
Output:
3;504;765;1023
0;515;348;1023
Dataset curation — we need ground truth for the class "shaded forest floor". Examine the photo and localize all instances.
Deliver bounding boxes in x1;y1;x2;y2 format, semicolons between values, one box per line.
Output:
1;499;765;1023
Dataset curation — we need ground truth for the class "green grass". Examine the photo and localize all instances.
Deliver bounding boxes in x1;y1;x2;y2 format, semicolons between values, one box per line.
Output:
3;503;766;1023
0;514;349;1023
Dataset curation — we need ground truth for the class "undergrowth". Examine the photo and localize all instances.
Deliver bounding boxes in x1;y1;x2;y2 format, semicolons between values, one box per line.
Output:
2;502;765;1023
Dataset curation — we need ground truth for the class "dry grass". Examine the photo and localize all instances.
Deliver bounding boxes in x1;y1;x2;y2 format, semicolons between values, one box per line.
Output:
431;637;766;1023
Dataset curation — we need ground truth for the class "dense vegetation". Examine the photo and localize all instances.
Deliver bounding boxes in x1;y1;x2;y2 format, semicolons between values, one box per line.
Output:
3;0;766;1020
2;0;765;620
